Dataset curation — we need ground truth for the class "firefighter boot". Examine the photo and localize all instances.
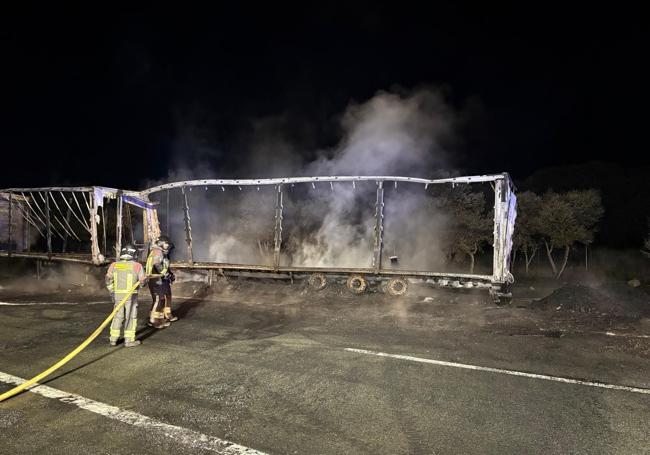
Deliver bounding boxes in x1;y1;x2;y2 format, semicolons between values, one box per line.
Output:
163;307;178;322
149;311;170;329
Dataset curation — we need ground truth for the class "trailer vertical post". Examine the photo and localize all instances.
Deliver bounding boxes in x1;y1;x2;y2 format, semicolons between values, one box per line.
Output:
273;184;283;270
45;192;52;259
142;200;161;247
7;192;13;256
166;189;170;236
491;178;504;284
25;212;30;252
181;187;194;264
101;205;107;256
125;203;135;244
90;190;101;264
491;174;516;298
143;207;148;245
62;202;72;253
115;193;123;261
372;181;385;273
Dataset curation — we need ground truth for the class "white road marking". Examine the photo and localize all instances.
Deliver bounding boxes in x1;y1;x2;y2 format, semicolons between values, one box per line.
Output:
602;331;650;339
345;348;650;395
537;328;650;339
0;301;107;306
0;371;267;455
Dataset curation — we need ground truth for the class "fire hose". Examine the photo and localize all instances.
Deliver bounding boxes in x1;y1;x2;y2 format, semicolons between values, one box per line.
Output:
0;281;141;402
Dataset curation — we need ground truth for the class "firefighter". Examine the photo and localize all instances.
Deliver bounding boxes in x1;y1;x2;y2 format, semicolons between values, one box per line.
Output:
146;234;178;329
105;244;146;347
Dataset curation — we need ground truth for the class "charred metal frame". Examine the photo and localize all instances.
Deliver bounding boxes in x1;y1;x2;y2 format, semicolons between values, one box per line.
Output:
372;181;385;273
273;185;283;270
0;187;159;266
0;173;516;297
140;173;516;297
115;192;123;261
181;187;194;263
7;192;12;257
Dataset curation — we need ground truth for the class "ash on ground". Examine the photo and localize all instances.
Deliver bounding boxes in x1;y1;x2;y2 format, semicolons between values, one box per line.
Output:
530;282;650;327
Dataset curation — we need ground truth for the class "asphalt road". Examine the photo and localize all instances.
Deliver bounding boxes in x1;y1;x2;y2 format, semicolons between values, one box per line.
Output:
1;281;649;454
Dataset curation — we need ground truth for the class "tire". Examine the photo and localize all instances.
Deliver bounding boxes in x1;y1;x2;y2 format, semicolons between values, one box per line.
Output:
346;275;367;294
307;273;327;291
386;278;408;296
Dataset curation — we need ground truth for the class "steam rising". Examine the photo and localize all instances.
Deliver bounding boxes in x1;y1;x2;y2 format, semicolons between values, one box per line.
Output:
155;87;476;272
307;88;452;176
292;89;453;267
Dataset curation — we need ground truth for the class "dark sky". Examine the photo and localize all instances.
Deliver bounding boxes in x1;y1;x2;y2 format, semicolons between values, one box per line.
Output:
1;4;647;190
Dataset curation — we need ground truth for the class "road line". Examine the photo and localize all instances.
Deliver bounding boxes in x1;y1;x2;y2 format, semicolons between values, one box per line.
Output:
0;371;267;455
0;301;107;306
602;331;650;339
344;348;650;395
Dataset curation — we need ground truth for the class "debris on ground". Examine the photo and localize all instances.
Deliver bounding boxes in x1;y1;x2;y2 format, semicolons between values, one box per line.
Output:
628;278;641;288
530;282;650;323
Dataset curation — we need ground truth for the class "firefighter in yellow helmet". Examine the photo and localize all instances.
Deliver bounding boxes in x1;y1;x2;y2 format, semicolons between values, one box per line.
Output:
146;235;178;329
105;244;147;347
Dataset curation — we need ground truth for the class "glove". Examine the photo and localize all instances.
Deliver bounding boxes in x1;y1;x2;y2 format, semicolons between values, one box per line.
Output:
168;271;176;283
109;291;115;301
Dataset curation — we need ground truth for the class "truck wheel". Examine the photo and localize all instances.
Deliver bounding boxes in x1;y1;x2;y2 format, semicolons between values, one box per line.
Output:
386;278;408;296
346;275;367;294
307;273;327;291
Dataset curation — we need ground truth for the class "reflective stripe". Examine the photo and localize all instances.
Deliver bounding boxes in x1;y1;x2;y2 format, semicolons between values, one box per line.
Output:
146;247;167;276
113;262;136;293
145;254;154;275
110;329;121;337
114;276;133;293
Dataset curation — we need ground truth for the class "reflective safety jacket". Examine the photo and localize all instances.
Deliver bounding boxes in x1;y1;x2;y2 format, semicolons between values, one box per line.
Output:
105;260;146;295
145;246;170;280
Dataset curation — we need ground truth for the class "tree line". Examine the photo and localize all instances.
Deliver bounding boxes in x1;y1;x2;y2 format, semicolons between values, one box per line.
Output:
434;186;604;278
514;189;604;278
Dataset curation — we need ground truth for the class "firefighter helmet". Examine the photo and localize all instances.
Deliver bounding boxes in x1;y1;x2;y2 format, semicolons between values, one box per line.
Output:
156;235;174;252
120;243;137;260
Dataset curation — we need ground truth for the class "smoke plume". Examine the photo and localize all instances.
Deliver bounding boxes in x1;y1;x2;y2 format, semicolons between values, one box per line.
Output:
154;87;475;272
290;88;453;267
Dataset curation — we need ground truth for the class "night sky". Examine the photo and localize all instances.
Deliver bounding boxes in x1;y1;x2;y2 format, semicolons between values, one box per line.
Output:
1;4;647;190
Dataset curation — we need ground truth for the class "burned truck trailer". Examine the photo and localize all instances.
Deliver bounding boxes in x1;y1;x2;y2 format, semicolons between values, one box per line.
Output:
0;187;159;265
0;173;516;301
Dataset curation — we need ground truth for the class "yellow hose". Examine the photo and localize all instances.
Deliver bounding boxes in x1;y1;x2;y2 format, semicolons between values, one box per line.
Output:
0;281;141;402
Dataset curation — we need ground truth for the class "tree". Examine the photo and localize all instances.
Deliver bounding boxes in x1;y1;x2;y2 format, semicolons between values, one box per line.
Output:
437;187;492;273
512;191;542;274
538;190;604;278
564;189;605;270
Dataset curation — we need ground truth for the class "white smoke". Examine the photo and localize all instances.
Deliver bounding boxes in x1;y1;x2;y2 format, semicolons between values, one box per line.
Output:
308;88;452;176
286;87;454;268
160;87;462;271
